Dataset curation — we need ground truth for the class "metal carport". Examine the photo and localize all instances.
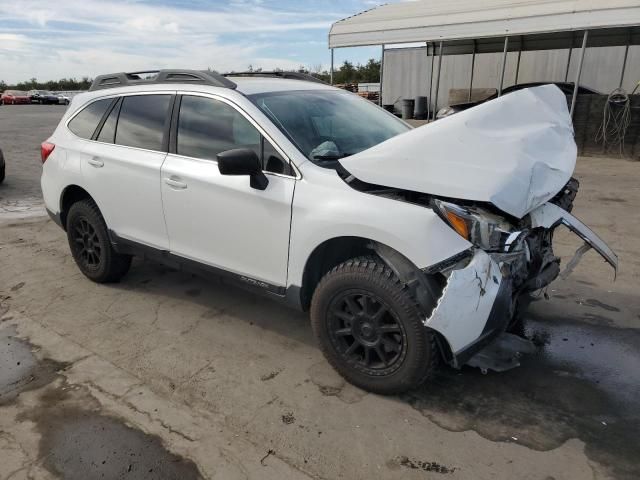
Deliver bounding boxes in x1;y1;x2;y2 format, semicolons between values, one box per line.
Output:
328;0;640;119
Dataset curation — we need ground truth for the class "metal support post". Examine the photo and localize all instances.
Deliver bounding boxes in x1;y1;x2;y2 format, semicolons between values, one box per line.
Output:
570;30;589;118
429;43;435;118
330;48;334;85
514;39;522;84
468;40;476;101
379;44;385;106
564;46;572;82
619;43;630;88
498;36;509;96
433;41;443;119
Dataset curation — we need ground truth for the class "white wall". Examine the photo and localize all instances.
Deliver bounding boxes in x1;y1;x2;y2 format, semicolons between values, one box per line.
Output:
382;45;640;112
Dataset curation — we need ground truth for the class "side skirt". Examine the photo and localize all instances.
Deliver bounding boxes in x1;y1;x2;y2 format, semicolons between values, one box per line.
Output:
109;231;304;311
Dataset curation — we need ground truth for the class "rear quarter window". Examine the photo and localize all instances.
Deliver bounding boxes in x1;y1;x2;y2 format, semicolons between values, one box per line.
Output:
68;98;113;139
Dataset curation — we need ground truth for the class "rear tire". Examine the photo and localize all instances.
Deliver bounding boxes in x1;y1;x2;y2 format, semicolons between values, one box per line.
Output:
310;256;438;395
66;199;132;283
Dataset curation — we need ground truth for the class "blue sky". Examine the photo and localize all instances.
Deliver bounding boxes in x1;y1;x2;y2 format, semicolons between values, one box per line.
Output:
0;0;401;84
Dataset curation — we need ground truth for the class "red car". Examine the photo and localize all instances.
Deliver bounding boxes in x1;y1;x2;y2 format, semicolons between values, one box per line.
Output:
1;90;31;105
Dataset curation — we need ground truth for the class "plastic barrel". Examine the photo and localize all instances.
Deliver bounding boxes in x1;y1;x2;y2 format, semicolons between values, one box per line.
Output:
401;99;415;120
414;96;428;120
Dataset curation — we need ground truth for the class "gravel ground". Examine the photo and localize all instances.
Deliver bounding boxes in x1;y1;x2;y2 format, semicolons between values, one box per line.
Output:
0;104;639;480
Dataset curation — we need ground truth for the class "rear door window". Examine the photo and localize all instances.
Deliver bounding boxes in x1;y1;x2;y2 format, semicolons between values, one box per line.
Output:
68;98;113;139
115;95;171;151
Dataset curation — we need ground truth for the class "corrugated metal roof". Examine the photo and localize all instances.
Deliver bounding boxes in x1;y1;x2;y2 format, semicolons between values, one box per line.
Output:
329;0;640;48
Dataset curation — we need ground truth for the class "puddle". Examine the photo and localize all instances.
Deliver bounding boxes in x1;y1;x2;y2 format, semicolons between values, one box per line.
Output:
0;325;203;480
13;370;205;480
0;326;65;405
402;315;640;479
24;404;203;480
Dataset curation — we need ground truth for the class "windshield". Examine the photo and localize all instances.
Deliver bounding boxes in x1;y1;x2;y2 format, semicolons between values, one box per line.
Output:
249;90;410;163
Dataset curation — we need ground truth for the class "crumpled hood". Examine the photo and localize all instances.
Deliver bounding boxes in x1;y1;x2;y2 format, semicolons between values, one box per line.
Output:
340;85;577;219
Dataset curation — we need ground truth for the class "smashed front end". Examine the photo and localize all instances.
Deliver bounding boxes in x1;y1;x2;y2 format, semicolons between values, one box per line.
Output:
423;180;617;372
338;85;618;373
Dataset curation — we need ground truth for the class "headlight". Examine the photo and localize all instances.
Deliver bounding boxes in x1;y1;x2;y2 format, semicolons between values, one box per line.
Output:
433;199;521;252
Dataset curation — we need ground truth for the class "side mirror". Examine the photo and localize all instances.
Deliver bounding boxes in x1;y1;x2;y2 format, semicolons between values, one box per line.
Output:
217;148;268;190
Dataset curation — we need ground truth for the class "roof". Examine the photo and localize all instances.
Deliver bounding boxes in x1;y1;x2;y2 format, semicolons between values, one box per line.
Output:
228;77;335;95
68;77;335;110
329;0;640;48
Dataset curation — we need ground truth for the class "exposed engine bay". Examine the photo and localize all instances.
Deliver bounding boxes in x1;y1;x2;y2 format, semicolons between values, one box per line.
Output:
344;170;616;371
342;169;581;297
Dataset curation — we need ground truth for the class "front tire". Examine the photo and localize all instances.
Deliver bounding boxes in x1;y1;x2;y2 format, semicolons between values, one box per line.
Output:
310;257;438;395
66;199;132;283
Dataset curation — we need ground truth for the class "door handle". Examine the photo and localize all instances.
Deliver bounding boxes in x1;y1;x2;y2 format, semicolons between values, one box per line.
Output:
88;157;104;168
164;177;187;189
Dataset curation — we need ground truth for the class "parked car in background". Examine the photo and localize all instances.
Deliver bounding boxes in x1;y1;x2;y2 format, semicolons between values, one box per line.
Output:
29;90;61;105
56;93;71;105
1;90;31;105
0;147;5;184
436;82;600;119
41;70;617;394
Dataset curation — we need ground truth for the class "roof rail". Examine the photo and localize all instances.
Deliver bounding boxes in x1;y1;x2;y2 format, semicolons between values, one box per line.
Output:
89;69;237;91
223;71;327;84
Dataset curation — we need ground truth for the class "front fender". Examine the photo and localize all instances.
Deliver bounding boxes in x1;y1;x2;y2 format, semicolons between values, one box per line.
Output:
287;168;471;288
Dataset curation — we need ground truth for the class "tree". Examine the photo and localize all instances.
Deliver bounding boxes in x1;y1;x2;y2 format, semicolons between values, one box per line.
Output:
0;58;382;93
1;77;94;92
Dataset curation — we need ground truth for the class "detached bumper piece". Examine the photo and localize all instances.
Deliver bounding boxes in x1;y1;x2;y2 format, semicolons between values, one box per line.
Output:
529;202;618;275
425;250;515;368
466;333;535;374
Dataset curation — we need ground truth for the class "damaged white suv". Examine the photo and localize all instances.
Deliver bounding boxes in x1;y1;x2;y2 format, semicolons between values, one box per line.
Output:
41;70;617;394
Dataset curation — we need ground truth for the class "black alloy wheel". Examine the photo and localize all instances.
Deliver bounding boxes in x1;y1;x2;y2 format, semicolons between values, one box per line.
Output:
70;216;103;271
310;256;439;394
328;290;407;375
65;199;132;283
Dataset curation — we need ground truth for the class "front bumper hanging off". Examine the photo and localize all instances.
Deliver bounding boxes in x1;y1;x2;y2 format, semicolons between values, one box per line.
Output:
424;201;618;372
425;249;517;368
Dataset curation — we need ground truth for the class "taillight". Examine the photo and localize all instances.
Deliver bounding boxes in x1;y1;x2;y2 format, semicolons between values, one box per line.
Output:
41;142;55;163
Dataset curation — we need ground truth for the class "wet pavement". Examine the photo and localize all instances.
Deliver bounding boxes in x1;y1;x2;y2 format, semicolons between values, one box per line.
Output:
403;313;640;479
26;406;203;480
0;323;204;480
0;325;65;405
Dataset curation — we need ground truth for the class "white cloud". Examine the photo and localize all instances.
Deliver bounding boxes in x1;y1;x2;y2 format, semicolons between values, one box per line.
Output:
0;33;27;51
0;0;339;83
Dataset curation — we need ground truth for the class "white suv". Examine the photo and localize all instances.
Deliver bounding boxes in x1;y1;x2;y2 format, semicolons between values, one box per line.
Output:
41;70;617;394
